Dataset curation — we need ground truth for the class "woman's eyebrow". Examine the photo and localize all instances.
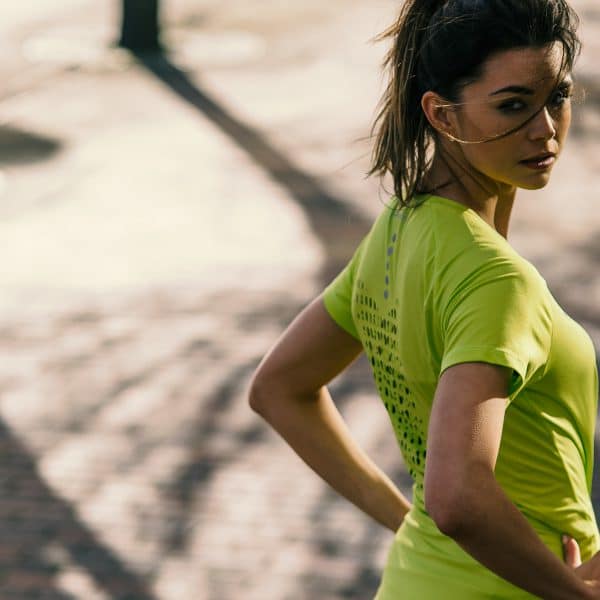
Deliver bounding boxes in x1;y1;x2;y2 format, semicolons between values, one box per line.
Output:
490;77;574;96
489;85;535;96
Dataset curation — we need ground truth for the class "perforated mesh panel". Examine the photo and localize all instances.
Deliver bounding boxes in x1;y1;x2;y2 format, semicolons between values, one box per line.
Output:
355;278;426;484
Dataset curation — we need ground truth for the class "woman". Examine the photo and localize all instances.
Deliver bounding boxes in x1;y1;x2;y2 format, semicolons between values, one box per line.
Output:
248;0;600;597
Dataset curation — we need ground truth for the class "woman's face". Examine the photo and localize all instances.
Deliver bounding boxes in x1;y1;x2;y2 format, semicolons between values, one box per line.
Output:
448;43;573;191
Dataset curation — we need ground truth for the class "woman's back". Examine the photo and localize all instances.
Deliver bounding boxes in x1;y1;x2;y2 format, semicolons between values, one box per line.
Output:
323;193;600;597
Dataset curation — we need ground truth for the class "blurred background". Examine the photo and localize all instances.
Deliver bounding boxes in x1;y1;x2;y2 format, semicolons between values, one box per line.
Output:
0;1;598;598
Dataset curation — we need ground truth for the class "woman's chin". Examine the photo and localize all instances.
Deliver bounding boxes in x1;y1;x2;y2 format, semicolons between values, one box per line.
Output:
516;174;552;191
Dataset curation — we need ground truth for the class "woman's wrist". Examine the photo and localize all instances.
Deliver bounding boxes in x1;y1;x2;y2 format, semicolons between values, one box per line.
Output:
367;478;412;533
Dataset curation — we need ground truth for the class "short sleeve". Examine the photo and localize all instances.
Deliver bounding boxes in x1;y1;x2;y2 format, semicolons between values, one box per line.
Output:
438;253;553;404
322;234;370;341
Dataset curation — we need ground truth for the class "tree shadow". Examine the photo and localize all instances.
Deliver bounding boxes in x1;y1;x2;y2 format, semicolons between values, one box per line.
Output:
0;419;157;599
160;290;381;551
132;50;372;285
0;43;375;595
119;55;385;593
0;125;63;166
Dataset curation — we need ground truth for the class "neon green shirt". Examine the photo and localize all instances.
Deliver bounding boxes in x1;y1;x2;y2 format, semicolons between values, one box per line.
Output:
322;194;600;598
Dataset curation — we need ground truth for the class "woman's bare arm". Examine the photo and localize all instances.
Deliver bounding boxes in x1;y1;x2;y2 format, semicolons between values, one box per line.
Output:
248;295;411;532
425;362;599;600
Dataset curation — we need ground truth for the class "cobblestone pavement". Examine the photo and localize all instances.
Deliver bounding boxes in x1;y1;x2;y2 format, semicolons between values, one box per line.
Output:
0;1;598;598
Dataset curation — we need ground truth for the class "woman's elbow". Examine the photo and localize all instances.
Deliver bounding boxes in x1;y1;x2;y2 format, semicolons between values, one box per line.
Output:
429;505;465;537
247;367;288;414
424;484;469;536
248;370;270;414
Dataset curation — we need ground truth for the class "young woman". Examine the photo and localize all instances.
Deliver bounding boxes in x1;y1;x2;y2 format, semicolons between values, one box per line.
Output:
248;0;600;597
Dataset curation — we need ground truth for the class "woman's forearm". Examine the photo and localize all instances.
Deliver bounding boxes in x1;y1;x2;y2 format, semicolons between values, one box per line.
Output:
442;468;590;600
249;384;411;533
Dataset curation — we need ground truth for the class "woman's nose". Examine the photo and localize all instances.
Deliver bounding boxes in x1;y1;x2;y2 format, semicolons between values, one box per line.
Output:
527;105;557;142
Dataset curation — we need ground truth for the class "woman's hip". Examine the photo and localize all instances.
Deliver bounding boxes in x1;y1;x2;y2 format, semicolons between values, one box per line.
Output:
373;507;539;599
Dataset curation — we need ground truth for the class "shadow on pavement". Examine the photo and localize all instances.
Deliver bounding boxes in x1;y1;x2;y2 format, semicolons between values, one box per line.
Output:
133;51;373;286
164;360;267;552
0;420;157;599
0;125;63;165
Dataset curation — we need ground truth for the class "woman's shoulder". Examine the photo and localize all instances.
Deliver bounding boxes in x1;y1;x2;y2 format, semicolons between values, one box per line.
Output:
374;194;547;287
403;195;548;291
382;194;510;261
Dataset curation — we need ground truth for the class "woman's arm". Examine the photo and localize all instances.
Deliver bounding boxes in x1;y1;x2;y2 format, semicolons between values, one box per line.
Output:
425;362;599;600
248;295;411;533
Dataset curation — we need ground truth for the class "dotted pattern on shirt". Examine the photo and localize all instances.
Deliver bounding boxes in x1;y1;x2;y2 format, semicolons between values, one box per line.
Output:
354;279;427;483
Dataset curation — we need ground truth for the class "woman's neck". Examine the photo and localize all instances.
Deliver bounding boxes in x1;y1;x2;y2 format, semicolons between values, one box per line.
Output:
423;147;517;240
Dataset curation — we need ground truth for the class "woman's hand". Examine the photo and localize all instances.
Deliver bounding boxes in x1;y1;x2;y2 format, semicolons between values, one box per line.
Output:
563;535;600;597
564;535;582;568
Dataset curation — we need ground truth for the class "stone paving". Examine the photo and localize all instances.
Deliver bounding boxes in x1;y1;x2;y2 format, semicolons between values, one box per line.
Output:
0;1;598;598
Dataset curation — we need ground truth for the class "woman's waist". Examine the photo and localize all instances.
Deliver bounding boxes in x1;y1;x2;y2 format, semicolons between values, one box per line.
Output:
410;485;600;561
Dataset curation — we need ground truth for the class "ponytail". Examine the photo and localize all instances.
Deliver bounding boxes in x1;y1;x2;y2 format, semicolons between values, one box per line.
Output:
367;0;445;209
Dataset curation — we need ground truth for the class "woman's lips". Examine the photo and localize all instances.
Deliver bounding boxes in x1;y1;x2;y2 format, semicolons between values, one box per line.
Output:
519;155;556;170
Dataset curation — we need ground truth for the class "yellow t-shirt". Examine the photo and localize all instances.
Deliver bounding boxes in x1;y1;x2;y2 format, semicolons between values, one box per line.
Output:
322;194;600;598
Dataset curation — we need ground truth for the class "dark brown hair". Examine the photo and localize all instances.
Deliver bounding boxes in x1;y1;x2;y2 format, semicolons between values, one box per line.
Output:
367;0;581;208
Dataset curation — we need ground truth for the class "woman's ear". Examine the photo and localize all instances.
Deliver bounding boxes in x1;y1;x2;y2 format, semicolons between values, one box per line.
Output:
421;91;457;140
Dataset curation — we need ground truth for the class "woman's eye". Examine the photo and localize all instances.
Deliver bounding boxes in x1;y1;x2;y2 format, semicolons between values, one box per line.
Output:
498;99;526;113
549;88;572;108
